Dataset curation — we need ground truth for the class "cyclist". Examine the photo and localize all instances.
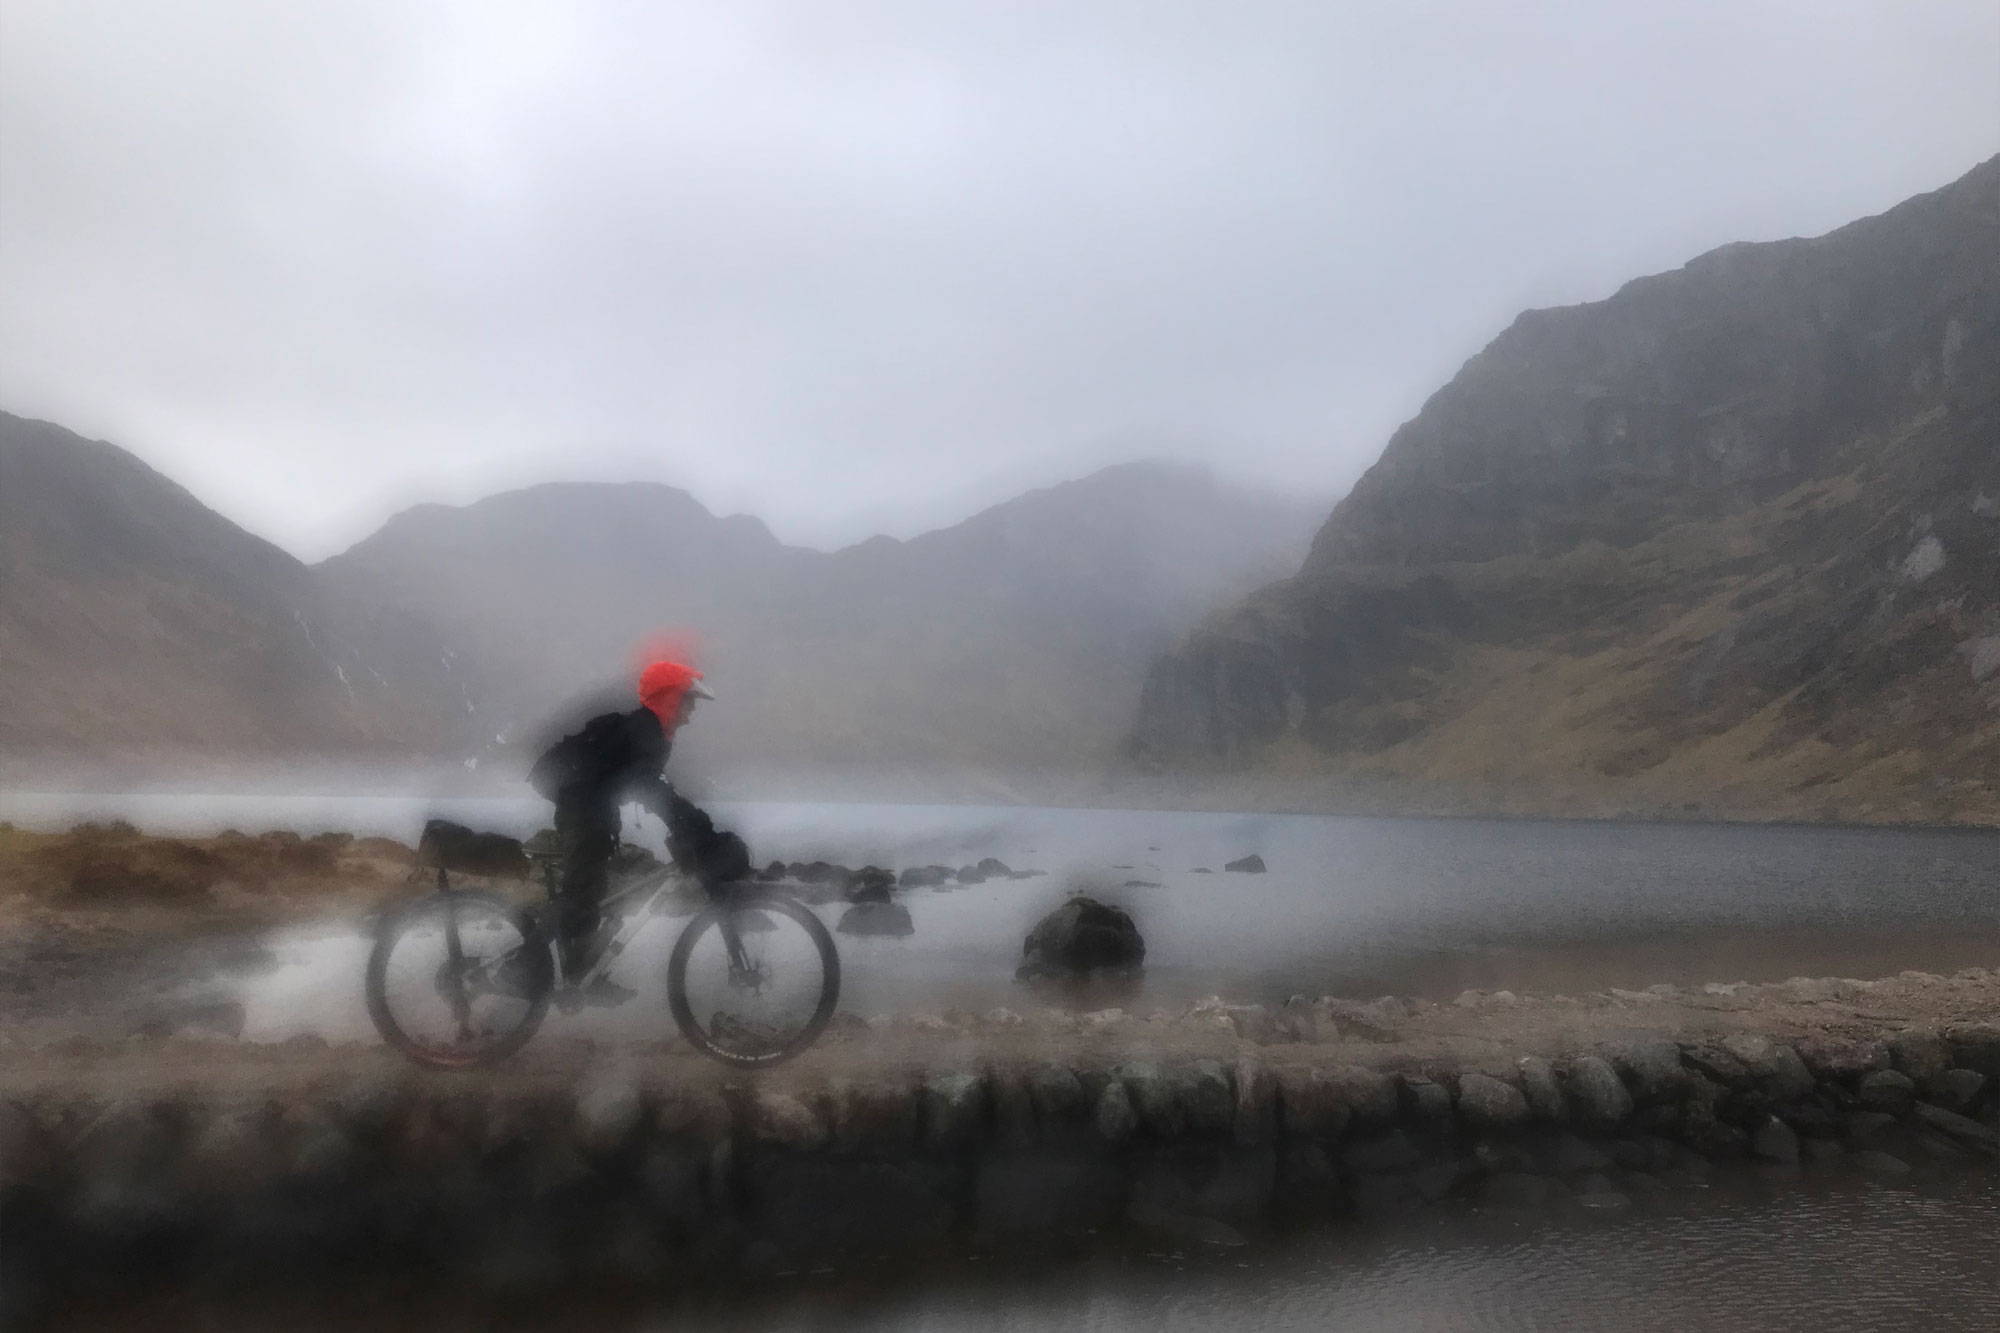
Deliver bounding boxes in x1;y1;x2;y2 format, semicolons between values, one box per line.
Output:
528;658;752;1004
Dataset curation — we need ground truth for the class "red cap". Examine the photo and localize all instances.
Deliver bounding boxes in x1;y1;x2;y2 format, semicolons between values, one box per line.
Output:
638;660;712;722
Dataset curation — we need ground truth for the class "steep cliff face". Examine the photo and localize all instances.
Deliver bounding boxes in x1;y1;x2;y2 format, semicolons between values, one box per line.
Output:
1132;156;2000;823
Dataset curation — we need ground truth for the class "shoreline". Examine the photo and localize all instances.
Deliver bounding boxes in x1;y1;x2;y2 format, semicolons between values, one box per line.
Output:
4;778;1995;836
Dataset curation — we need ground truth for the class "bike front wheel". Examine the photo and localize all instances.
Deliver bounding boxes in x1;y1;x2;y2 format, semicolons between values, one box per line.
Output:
365;890;554;1069
667;893;840;1067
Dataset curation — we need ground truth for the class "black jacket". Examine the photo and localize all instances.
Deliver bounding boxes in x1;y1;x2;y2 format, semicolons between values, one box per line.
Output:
531;707;749;885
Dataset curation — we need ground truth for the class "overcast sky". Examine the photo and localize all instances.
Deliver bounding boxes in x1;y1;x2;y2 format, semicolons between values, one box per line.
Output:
2;2;1995;560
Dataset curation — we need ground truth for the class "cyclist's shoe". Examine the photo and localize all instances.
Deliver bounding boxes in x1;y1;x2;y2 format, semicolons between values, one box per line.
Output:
555;975;636;1013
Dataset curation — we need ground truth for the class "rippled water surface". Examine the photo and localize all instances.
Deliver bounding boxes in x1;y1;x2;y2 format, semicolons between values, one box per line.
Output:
99;1175;2000;1331
662;1177;2000;1333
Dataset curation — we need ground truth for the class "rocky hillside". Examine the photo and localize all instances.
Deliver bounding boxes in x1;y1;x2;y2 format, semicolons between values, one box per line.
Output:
1130;155;2000;824
0;413;429;768
321;461;1322;788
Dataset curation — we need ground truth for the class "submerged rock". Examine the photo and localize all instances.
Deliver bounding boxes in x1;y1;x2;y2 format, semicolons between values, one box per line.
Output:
835;903;914;937
1223;854;1266;874
1016;897;1144;980
844;866;895;903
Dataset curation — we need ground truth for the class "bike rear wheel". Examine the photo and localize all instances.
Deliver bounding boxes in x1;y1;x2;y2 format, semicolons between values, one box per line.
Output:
365;890;554;1068
667;892;839;1067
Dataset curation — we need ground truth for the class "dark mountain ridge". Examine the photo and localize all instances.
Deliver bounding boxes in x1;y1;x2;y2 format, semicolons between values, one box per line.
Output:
1131;155;2000;824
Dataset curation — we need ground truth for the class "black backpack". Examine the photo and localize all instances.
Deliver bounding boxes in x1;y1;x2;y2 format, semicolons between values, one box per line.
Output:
528;712;627;800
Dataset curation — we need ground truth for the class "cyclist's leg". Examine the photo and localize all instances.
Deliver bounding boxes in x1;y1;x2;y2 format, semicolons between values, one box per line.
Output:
554;795;618;979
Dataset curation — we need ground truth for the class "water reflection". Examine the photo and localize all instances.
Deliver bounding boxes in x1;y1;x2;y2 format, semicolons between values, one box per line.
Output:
673;1175;1998;1333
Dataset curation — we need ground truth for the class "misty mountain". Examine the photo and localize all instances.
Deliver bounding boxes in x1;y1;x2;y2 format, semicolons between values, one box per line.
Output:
1130;155;2000;824
320;461;1323;789
0;413;421;766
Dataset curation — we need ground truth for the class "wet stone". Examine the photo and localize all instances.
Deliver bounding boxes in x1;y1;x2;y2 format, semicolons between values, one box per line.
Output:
921;1072;988;1151
1276;1069;1352;1141
1607;1041;1686;1104
830;1079;919;1152
1944;1024;2000;1079
1565;1056;1633;1130
1797;1038;1890;1082
1175;1061;1236;1136
1455;1073;1529;1133
989;1071;1037;1147
1856;1070;1916;1115
1927;1068;1986;1114
1401;1076;1453;1130
1843;1111;1897;1145
1094;1081;1138;1143
1911;1102;2000;1153
1851;1150;1912;1179
571;1073;648;1158
1553;1135;1614;1175
748;1091;828;1151
1516;1057;1563;1121
1328;1065;1399;1127
1340;1129;1421;1174
1887;1029;1952;1083
1682;1043;1752;1090
1719;1036;1816;1102
1233;1059;1278;1147
1027;1064;1089;1126
1780;1101;1841;1139
1751;1116;1800;1165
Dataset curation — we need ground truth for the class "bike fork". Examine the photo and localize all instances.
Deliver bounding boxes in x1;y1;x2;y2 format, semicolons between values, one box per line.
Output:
716;907;753;982
438;868;475;1040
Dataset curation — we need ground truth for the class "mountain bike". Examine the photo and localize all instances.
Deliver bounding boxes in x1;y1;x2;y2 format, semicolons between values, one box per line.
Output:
364;842;839;1069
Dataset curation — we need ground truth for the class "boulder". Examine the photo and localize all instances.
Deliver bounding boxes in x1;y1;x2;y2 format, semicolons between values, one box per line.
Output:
843;866;895;903
1276;1069;1353;1140
956;865;988;885
1944;1023;2000;1079
1015;897;1144;980
1911;1102;1999;1153
1455;1073;1529;1132
897;865;952;889
1565;1056;1633;1129
1856;1070;1916;1115
1606;1041;1686;1103
835;903;914;937
1751;1115;1800;1164
1887;1028;1951;1083
974;857;1012;879
1223;854;1266;874
1796;1037;1889;1082
1516;1057;1564;1121
1718;1035;1816;1102
1928;1068;1986;1113
1851;1150;1911;1179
